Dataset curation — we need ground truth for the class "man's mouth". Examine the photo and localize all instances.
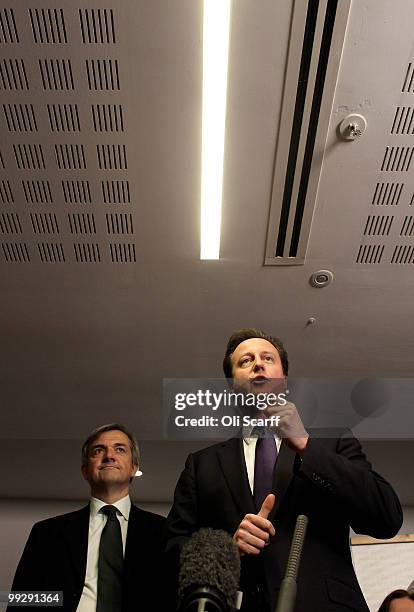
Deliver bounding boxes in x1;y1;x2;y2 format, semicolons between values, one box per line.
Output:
251;376;268;385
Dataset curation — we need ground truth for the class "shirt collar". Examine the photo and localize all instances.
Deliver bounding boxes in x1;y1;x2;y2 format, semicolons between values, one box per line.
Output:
242;424;280;445
90;494;131;520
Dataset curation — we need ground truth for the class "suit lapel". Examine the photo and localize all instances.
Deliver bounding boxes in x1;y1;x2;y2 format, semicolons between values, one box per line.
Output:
217;438;256;517
123;505;147;582
270;441;297;519
62;505;90;584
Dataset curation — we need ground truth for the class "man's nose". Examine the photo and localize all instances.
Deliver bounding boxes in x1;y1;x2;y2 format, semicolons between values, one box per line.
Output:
253;356;265;370
103;448;116;462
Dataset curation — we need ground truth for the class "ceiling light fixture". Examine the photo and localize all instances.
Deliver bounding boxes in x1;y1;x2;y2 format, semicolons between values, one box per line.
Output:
200;0;232;260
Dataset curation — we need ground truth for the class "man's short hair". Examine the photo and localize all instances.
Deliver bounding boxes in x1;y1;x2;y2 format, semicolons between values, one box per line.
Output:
222;328;289;379
81;423;140;467
377;589;414;612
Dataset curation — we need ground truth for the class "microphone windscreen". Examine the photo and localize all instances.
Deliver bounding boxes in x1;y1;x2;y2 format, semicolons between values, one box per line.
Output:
178;528;240;608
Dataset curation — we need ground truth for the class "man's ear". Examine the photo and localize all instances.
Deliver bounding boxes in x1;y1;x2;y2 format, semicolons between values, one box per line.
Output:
81;464;88;481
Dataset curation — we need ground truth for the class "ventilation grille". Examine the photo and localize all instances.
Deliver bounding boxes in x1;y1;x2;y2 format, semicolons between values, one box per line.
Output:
0;59;29;90
0;212;22;234
400;216;414;236
55;144;86;170
3;104;37;131
86;59;120;90
391;245;414;264
68;213;96;234
39;58;74;90
92;104;124;132
372;182;403;206
22;180;53;204
106;213;133;234
402;62;414;93
0;9;19;43
62;180;91;204
110;242;136;262
13;144;45;170
74;242;100;262
381;147;414;172
356;244;385;264
363;215;394;237
29;8;67;44
97;144;127;170
2;242;30;262
0;151;4;168
391;107;414;134
79;9;116;44
265;0;351;265
47;104;80;132
102;181;130;203
30;213;59;234
0;180;14;203
38;242;65;262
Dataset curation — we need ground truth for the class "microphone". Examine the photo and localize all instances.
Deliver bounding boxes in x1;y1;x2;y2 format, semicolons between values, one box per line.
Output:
275;515;308;612
178;528;241;612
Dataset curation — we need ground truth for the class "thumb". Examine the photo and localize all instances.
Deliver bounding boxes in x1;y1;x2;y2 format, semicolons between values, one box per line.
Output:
258;493;275;519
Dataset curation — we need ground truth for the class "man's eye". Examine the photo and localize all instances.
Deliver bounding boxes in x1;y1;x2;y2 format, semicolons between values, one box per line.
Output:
265;355;274;362
93;448;103;455
116;447;126;453
240;358;251;366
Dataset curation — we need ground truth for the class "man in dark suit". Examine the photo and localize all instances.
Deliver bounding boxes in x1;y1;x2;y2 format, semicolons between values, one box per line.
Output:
9;423;167;612
166;329;403;612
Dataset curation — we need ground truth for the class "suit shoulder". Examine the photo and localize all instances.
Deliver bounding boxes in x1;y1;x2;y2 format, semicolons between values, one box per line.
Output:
190;437;239;460
31;506;89;532
132;505;166;525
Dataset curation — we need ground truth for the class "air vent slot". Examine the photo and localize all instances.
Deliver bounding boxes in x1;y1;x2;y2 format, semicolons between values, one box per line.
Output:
400;216;414;237
97;144;127;170
363;215;394;237
372;182;403;206
0;59;29;90
0;9;19;43
92;104;124;132
402;62;414;93
0;151;4;168
102;180;130;204
62;180;91;204
106;213;133;235
68;213;96;234
47;104;80;132
356;244;384;264
381;147;414;172
30;213;59;234
74;242;100;263
37;242;65;262
2;242;29;262
79;9;116;43
22;180;53;204
265;0;351;264
3;104;37;131
110;242;136;263
391;107;414;134
13;144;45;170
29;8;67;44
0;212;22;234
86;59;120;90
0;180;14;203
391;245;414;264
54;144;86;170
39;58;74;90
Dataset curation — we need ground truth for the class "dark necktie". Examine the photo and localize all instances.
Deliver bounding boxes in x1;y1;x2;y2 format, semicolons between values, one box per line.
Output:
97;505;123;612
253;428;278;511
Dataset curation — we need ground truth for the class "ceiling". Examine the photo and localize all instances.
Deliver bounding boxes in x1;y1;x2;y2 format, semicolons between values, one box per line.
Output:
1;0;413;505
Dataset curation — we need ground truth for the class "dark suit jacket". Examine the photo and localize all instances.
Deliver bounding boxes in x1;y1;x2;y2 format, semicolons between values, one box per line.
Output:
8;504;167;612
166;432;403;612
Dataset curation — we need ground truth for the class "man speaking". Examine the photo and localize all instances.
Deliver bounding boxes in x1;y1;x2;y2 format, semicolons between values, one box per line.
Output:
166;329;403;612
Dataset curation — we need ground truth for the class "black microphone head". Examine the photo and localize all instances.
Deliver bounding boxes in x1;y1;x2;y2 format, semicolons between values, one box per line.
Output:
179;528;241;610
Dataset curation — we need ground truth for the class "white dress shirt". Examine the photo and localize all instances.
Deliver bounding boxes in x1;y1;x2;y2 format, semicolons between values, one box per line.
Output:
76;495;131;612
242;425;282;494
